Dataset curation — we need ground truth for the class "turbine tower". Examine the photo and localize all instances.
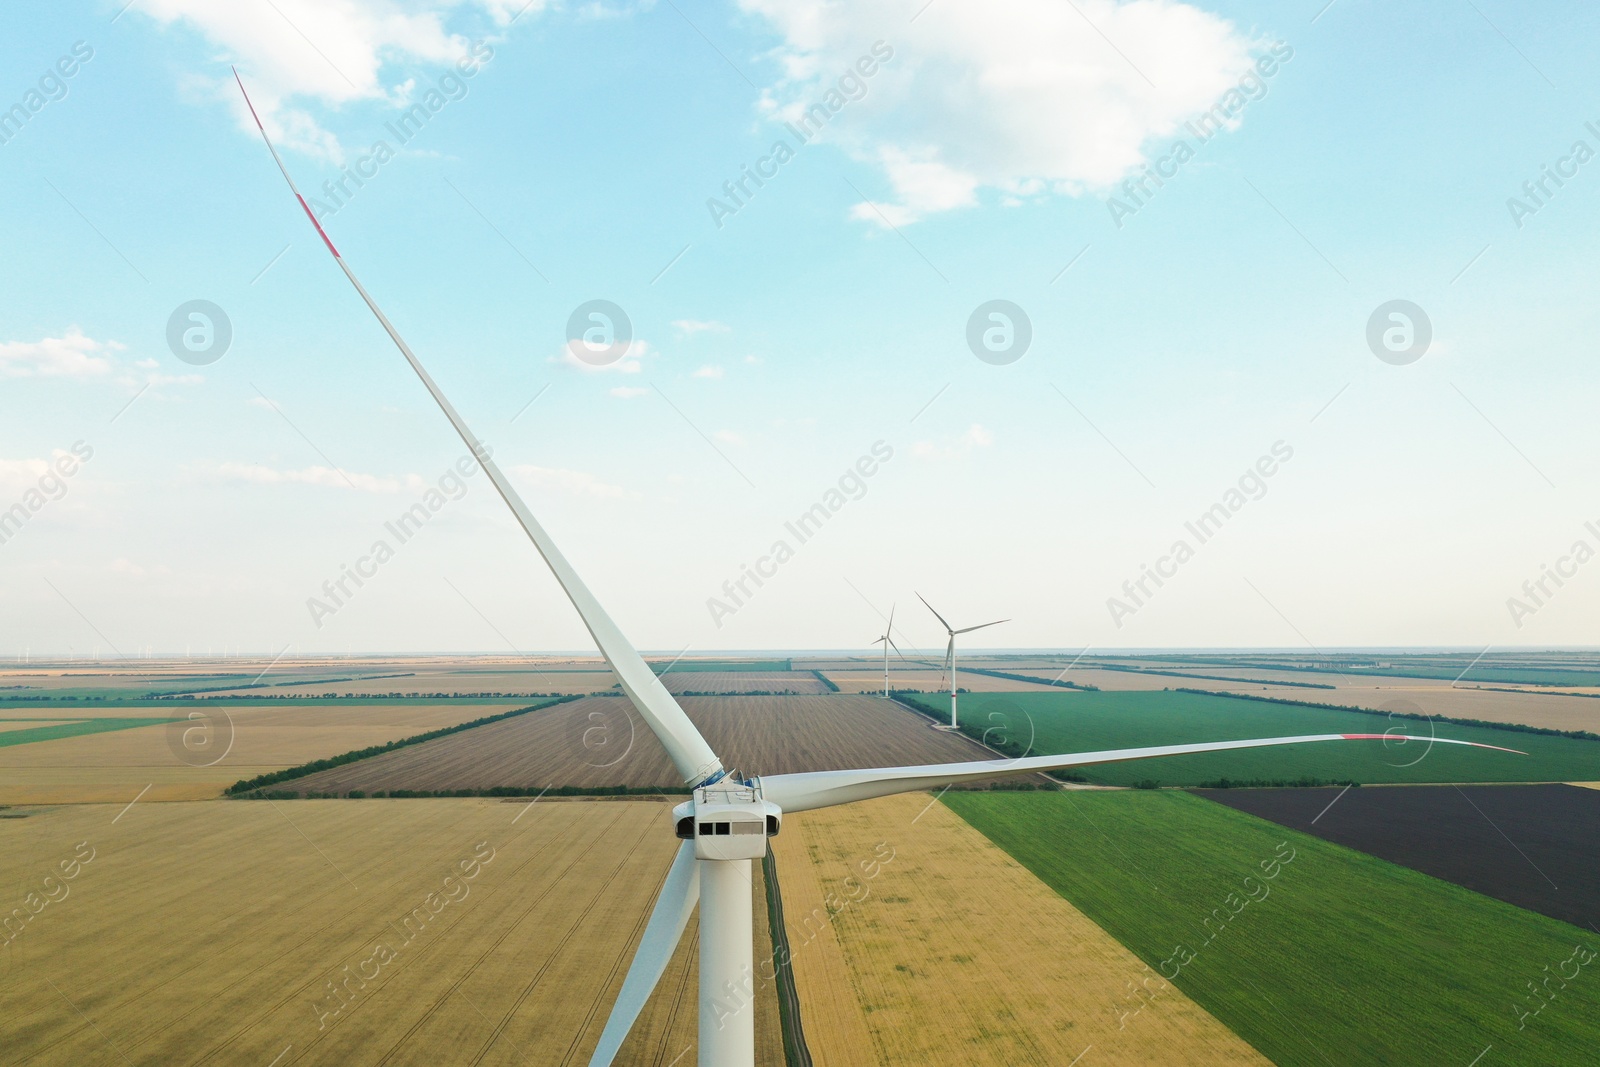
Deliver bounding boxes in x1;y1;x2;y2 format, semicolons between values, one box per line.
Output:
869;604;906;698
236;71;1523;1067
918;593;1006;729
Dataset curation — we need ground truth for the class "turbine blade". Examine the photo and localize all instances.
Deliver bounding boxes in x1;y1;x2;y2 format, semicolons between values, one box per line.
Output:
886;637;911;663
587;841;700;1067
916;592;953;634
234;71;723;786
758;734;1525;813
953;618;1009;635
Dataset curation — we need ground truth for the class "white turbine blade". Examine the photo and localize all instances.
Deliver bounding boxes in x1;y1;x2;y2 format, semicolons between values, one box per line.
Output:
234;71;722;786
916;592;953;634
758;734;1525;813
953;618;1009;635
588;841;700;1067
886;636;911;663
939;634;954;687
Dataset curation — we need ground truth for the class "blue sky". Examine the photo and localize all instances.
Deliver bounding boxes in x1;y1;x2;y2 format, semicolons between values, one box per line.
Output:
3;0;1599;657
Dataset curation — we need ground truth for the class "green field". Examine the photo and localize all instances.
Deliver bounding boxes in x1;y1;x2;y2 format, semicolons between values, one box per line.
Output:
920;690;1600;785
0;716;177;747
945;791;1600;1066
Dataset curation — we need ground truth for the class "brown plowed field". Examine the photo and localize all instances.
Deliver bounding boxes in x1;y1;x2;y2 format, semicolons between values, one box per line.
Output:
1196;783;1600;931
284;695;1008;795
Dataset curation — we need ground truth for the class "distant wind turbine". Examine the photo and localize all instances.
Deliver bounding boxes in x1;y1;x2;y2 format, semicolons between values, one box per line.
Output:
869;604;908;698
918;593;1007;729
237;70;1525;1067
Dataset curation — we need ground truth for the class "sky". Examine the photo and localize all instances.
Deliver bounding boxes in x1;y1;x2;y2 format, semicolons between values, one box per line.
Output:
3;0;1600;658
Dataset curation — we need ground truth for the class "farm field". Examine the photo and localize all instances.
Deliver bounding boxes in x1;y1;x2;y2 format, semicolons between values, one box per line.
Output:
824;669;1061;694
278;695;1003;796
659;671;831;695
945;790;1600;1066
1098;654;1600;688
0;702;530;804
1196;783;1600;931
0;797;781;1067
201;671;622;698
919;690;1600;785
772;792;1268;1066
1016;668;1600;733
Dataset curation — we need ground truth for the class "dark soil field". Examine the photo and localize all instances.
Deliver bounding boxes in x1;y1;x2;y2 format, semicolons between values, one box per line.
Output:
281;694;1010;795
1195;783;1600;932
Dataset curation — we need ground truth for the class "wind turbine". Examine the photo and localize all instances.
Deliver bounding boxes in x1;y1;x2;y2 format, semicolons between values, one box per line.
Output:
236;72;1524;1067
918;593;1006;729
869;604;907;698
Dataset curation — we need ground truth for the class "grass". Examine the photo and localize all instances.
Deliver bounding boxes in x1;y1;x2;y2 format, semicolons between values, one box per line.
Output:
0;716;177;747
945;790;1600;1066
917;690;1600;785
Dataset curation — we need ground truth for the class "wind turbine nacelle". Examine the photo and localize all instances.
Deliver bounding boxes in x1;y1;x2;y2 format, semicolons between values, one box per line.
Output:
674;780;782;861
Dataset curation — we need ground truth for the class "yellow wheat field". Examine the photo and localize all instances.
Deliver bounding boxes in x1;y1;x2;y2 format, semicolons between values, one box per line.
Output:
771;793;1269;1066
0;703;527;804
0;797;780;1066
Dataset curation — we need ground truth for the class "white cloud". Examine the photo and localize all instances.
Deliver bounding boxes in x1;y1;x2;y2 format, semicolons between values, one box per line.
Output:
742;0;1262;224
610;386;648;398
553;338;657;375
217;462;404;493
0;458;50;488
673;319;730;336
714;430;744;446
136;1;532;159
509;464;628;498
0;329;119;379
912;423;994;460
693;365;724;379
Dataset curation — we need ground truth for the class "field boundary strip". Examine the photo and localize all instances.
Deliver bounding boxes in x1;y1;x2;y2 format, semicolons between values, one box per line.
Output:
226;695;581;795
763;846;814;1067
